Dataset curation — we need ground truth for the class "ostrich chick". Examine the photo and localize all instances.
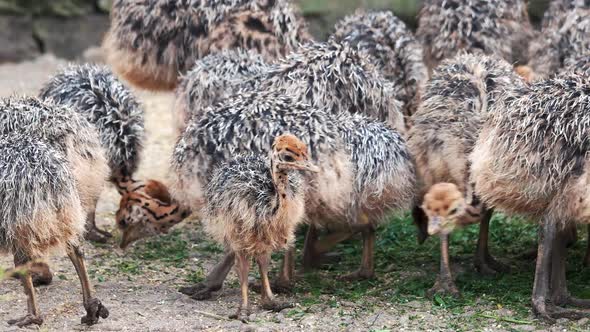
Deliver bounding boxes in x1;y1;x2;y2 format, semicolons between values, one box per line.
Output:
39;64;145;243
417;0;534;72
103;0;310;90
437;72;590;321
204;134;318;319
331;10;428;118
408;53;525;297
0;98;110;327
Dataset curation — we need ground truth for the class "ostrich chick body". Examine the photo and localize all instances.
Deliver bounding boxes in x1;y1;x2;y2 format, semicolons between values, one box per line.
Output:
103;0;310;90
0;97;110;327
39;64;146;243
168;89;414;300
174;49;269;134
417;0;534;72
331;10;428;118
407;53;526;297
204;134;317;319
427;72;590;321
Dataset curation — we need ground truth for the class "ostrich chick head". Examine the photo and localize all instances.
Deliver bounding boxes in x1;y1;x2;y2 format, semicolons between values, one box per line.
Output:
271;134;320;174
422;183;481;236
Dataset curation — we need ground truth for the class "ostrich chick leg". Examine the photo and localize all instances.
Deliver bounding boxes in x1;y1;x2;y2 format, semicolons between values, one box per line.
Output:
67;245;109;325
427;234;460;298
229;253;250;321
474;209;510;275
273;248;295;293
258;254;293;312
302;224;353;271
341;214;376;280
551;224;590;309
180;251;235;300
532;217;590;322
412;205;429;244
84;200;112;243
8;253;43;327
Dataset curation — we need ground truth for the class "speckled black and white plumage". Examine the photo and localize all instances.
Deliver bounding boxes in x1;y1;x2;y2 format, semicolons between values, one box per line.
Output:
204;154;303;242
0;134;83;256
564;53;590;74
528;8;590;79
331;10;428;117
104;0;310;90
174;49;269;132
255;41;405;132
408;53;526;195
0;96;101;161
541;0;589;29
173;89;415;224
417;0;534;70
471;72;590;218
39;64;144;181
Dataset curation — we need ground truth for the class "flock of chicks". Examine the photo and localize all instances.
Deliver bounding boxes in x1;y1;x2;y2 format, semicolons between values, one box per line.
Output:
2;0;590;327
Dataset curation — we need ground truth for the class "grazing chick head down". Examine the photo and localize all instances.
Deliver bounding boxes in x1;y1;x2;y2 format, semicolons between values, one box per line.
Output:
204;134;317;256
422;183;481;235
116;179;191;249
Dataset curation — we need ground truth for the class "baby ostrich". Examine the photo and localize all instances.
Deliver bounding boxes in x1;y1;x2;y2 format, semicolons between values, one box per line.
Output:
39;64;145;243
103;0;310;91
528;7;590;80
429;72;590;321
167;89;415;300
407;53;526;297
417;0;534;72
174;48;268;134
0;97;109;327
204;134;318;319
331;10;428;118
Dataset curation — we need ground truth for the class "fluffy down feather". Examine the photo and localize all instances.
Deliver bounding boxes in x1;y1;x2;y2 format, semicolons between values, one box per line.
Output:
331;10;428;117
204;154;304;254
173;89;415;225
529;8;590;78
255;40;405;132
408;53;525;195
174;49;269;132
103;0;310;90
0;135;85;258
0;96;108;221
39;64;144;181
471;72;590;219
417;0;533;69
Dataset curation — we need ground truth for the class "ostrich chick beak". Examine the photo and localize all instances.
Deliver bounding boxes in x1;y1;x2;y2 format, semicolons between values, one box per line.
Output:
278;161;320;173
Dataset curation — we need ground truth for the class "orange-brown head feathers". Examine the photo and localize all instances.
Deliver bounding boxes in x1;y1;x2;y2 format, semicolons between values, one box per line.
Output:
422;183;467;235
271;134;319;173
515;65;535;82
116;179;191;249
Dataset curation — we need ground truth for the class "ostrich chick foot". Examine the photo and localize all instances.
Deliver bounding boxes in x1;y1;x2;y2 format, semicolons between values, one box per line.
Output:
81;298;109;325
261;300;293;312
427;278;461;298
7;314;43;327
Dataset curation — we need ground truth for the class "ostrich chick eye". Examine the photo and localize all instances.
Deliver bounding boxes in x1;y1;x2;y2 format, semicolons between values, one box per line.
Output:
448;207;458;215
282;155;295;162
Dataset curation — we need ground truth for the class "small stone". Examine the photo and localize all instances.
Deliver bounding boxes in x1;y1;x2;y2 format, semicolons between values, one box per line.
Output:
578;318;589;326
516;324;535;331
240;325;256;332
248;313;256;321
556;318;569;325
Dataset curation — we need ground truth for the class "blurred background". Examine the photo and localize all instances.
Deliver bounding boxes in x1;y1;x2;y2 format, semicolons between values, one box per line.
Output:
0;0;551;64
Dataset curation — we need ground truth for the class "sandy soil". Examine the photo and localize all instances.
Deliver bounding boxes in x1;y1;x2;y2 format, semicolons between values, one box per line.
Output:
0;55;583;332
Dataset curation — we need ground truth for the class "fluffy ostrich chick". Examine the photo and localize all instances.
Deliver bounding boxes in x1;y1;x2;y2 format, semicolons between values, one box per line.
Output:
169;89;414;300
407;53;526;297
0;97;109;327
39;64;145;243
417;0;534;72
432;72;590;321
204;134;318;319
331;10;428;118
103;0;310;91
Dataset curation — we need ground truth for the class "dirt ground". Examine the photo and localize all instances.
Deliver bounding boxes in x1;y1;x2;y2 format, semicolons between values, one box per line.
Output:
0;55;587;332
